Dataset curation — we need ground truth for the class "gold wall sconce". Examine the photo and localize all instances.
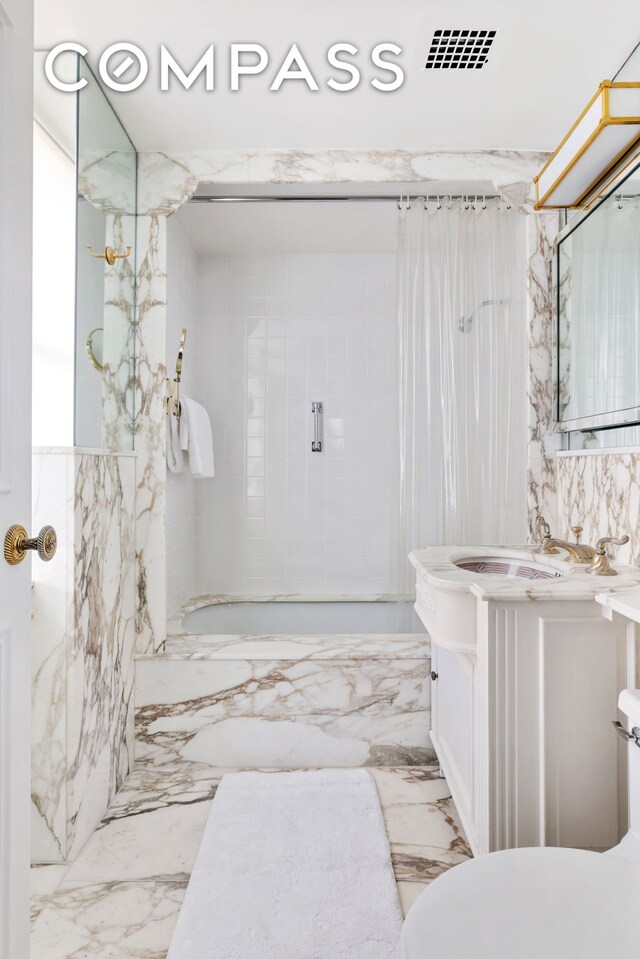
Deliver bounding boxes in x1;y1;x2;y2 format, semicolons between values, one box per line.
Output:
86;327;104;373
86;244;132;266
534;81;640;209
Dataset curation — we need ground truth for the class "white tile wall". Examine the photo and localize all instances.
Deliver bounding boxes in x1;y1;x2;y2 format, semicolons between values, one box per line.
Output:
194;253;398;596
166;217;199;614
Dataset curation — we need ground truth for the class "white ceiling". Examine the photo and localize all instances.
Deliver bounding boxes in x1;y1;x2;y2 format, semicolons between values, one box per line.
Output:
35;0;640;154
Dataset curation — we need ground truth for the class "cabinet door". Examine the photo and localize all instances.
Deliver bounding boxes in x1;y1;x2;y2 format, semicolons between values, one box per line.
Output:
433;646;476;840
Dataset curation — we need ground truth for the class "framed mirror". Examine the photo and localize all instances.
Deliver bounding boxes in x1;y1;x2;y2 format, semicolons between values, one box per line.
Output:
557;157;640;432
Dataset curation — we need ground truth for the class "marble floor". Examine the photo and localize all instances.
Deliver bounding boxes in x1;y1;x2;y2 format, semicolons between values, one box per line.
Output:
30;761;471;959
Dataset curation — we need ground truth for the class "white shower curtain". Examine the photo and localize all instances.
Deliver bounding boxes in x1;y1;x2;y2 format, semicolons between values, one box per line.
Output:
395;198;527;596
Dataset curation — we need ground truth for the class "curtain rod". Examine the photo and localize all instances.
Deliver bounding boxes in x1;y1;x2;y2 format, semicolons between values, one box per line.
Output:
188;193;503;204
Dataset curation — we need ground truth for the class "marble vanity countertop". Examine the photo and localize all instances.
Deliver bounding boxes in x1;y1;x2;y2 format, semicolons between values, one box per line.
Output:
410;545;640;602
596;588;640;625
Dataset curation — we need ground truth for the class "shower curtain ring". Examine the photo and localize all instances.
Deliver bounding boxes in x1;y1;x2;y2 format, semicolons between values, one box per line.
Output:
482;195;487;210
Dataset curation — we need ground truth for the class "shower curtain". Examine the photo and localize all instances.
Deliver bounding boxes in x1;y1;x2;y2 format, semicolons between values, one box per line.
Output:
395;198;527;597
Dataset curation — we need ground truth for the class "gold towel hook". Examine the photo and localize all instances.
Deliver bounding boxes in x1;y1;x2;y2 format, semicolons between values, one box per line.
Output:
87;245;132;266
86;327;104;372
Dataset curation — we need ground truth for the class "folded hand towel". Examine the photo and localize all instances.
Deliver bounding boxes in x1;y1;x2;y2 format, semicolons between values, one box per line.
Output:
166;411;186;473
179;395;215;478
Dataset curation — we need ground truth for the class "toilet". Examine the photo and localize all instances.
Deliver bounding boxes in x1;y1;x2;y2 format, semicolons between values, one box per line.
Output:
400;689;640;958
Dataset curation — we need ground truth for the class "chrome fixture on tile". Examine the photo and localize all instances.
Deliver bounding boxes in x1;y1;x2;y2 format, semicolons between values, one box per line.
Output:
458;297;511;333
311;401;323;452
587;535;630;576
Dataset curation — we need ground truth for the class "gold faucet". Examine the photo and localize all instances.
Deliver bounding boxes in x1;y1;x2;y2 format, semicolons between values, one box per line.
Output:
586;535;630;576
538;524;597;564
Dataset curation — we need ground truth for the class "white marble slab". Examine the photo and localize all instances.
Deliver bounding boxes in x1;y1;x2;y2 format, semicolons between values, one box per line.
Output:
136;655;432;768
31;880;187;959
596;588;640;625
557;450;640;568
159;633;428;661
32;450;136;863
526;213;563;540
134;215;168;655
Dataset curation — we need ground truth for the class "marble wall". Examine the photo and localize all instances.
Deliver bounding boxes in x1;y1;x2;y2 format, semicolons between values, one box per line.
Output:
526;212;563;541
32;449;136;862
101;213;137;452
556;450;640;565
134;215;168;654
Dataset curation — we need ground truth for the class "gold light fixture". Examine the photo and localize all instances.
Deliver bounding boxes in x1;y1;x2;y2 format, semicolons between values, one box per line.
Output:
534;81;640;210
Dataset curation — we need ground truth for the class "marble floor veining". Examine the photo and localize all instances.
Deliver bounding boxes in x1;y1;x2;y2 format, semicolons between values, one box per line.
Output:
30;760;471;958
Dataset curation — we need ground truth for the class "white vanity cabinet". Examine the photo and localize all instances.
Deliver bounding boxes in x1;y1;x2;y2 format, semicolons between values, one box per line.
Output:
412;546;640;857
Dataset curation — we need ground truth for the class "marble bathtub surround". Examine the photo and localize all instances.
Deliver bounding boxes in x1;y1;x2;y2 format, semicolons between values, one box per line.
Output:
138;594;432;768
137;148;549;216
135;644;433;769
30;759;470;957
133;146;555;663
32;450;136;863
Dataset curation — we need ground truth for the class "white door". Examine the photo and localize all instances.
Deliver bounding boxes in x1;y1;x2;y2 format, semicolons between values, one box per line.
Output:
0;1;35;957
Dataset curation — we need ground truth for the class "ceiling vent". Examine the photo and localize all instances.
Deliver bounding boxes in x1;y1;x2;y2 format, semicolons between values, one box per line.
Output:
425;30;496;70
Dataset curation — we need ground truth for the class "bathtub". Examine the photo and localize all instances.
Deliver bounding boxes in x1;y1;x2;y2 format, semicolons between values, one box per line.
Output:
135;596;433;768
181;598;423;636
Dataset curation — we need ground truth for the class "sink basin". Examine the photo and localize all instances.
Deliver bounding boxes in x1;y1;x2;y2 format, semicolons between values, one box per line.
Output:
455;557;564;580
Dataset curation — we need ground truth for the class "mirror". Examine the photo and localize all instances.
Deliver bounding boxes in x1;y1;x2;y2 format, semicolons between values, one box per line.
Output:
33;52;137;452
76;58;137;450
557;158;640;431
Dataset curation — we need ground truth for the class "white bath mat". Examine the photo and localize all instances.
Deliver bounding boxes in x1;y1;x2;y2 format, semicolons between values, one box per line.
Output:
167;768;404;959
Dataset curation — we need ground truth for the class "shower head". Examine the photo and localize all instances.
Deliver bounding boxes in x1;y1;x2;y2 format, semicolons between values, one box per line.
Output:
459;297;511;333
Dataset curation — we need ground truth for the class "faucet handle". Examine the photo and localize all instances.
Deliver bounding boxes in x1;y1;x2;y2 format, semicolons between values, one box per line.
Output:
538;515;551;538
596;534;630;552
571;525;584;544
587;535;630;577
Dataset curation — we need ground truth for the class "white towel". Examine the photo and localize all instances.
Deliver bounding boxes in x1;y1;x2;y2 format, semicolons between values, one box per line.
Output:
166;411;186;473
179;395;215;478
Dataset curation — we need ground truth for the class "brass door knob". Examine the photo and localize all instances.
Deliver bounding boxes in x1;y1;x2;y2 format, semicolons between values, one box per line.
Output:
4;525;57;565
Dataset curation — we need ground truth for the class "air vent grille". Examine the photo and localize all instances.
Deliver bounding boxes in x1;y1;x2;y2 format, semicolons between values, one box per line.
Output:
426;30;496;69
